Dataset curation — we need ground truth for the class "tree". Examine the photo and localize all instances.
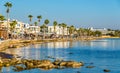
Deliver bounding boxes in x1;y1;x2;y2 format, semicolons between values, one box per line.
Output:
44;19;49;25
4;2;12;39
37;15;42;25
0;15;5;21
58;24;62;35
78;28;85;37
34;22;38;26
4;2;12;20
0;14;6;27
94;31;102;37
67;26;69;36
85;29;92;36
69;25;75;38
43;19;49;39
28;15;33;26
53;21;57;34
61;23;67;37
10;20;17;32
44;19;49;33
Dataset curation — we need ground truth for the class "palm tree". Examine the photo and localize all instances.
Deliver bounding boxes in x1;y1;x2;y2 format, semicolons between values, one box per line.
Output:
69;25;75;38
4;2;12;21
58;24;61;36
10;20;17;32
61;23;67;37
4;2;12;39
43;19;49;39
34;22;38;39
28;15;33;26
53;21;57;34
44;19;49;25
34;22;38;26
78;28;84;37
37;15;42;25
67;26;69;36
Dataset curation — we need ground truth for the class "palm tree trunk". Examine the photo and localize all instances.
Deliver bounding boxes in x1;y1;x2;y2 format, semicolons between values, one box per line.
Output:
63;28;64;38
43;27;45;39
7;12;9;39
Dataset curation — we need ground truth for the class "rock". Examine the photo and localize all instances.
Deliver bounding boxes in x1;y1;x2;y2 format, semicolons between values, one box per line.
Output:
86;66;95;68
36;60;55;70
0;58;3;63
10;58;18;65
0;52;14;59
25;62;34;69
53;61;60;65
48;64;55;69
68;52;73;55
0;57;85;71
38;63;55;70
40;60;51;64
59;61;67;66
4;63;10;67
76;71;81;73
103;69;111;72
66;61;83;68
80;62;84;66
0;63;3;67
53;59;63;65
13;66;24;72
33;60;38;65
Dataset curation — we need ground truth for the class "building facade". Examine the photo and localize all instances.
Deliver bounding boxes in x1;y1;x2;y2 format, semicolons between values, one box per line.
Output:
90;27;108;35
48;26;69;36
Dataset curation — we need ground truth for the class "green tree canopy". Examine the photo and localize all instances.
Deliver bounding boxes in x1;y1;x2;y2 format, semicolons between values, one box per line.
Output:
44;19;49;25
37;15;42;22
10;20;17;32
0;15;5;21
53;21;58;33
34;22;38;26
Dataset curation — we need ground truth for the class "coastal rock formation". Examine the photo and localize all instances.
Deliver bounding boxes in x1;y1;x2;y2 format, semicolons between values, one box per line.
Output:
103;69;111;72
0;52;84;72
14;59;83;71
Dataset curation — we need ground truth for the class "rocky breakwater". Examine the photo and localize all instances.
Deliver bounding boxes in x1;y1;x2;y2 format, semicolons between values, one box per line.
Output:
0;53;84;72
13;59;84;72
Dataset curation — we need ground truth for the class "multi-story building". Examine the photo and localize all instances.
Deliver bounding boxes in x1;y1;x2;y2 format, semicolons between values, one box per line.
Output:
48;26;69;36
90;27;108;35
0;20;9;39
28;26;40;34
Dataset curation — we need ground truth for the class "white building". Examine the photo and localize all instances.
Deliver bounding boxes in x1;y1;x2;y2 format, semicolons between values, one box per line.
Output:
28;26;40;34
90;27;108;35
48;26;69;36
14;21;27;34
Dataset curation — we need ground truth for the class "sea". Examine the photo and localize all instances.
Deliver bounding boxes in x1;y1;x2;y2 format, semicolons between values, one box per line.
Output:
2;38;120;73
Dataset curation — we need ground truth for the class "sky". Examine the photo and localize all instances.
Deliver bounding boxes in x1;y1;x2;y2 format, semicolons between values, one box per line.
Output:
0;0;120;29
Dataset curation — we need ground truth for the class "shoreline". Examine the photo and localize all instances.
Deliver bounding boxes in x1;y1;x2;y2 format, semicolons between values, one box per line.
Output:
0;36;120;52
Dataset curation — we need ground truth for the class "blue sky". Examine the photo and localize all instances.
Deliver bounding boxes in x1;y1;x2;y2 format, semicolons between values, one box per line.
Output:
0;0;120;29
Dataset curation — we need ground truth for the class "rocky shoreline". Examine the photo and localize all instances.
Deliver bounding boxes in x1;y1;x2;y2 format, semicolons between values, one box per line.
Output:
0;52;84;72
0;52;111;73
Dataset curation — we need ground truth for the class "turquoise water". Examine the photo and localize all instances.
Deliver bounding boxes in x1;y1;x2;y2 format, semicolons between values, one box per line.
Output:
2;38;120;73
